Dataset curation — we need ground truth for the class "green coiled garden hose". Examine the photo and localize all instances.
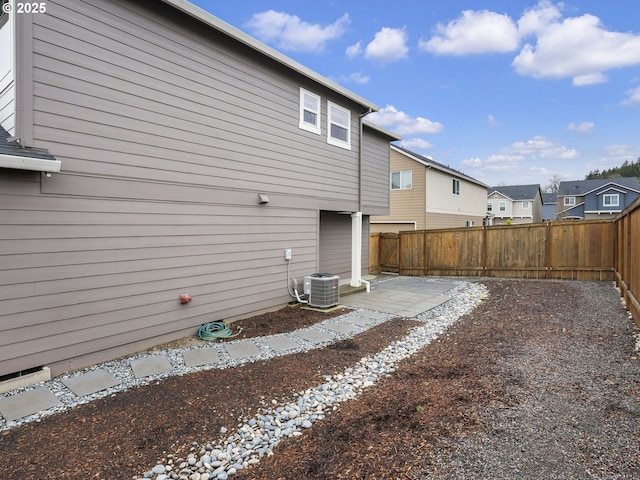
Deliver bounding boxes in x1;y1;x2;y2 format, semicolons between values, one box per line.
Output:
197;321;242;340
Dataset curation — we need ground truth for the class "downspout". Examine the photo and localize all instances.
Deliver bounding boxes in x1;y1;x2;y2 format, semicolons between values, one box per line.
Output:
352;109;373;291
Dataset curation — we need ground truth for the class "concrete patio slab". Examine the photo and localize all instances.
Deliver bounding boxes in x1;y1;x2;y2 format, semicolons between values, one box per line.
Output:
262;336;299;353
0;387;62;422
183;348;220;368
61;369;121;397
224;340;261;360
130;355;173;378
296;329;335;345
342;278;454;317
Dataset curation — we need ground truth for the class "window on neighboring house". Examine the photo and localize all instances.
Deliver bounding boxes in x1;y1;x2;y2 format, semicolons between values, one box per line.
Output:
391;170;412;190
499;201;506;212
603;194;619;207
299;88;321;134
452;178;460;195
327;101;351;149
487;202;493;212
564;196;576;206
522;201;530;209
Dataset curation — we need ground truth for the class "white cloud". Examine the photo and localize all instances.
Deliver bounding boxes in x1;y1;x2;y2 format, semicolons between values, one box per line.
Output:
487;114;502;127
567;121;595;133
623;86;640;106
419;1;640;85
572;73;608;86
244;11;349;53
341;72;370;84
346;41;362;59
367;105;443;135
510;135;578;159
512;13;640;83
419;9;520;55
364;27;409;64
517;0;562;37
401;138;434;151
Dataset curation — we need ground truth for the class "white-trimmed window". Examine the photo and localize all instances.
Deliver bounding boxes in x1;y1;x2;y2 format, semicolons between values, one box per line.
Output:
499;201;506;212
487;202;493;212
452;178;460;195
299;88;321;134
327;101;351;149
391;170;412;190
564;196;576;206
522;201;530;209
603;194;619;207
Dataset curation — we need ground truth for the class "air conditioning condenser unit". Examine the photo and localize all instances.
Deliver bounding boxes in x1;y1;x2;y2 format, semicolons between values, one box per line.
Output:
303;273;340;308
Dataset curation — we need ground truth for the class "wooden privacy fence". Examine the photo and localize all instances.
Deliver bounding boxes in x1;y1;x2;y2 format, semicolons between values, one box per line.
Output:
370;219;616;281
615;197;640;327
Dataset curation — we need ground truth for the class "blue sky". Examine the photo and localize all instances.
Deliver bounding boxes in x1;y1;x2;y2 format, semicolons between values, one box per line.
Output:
191;0;640;189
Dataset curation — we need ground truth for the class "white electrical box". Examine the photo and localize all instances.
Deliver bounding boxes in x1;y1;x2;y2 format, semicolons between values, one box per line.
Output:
284;248;292;260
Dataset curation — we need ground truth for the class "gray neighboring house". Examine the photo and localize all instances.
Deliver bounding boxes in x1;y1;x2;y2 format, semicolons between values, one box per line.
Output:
487;184;543;225
557;178;640;220
0;0;399;380
542;193;558;221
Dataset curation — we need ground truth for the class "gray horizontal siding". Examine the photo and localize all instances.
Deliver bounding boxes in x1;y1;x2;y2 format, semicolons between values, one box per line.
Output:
0;82;14;134
0;0;388;377
361;127;391;215
0;194;317;375
30;0;362;208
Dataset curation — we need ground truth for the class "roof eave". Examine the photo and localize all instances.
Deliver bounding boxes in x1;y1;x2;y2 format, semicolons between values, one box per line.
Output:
0;154;61;173
159;0;379;112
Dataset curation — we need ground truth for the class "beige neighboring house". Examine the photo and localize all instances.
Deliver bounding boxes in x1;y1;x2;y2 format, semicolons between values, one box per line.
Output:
487;184;543;225
371;145;489;233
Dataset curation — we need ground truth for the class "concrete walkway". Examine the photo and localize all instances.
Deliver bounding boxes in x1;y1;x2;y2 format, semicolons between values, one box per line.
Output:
0;277;457;425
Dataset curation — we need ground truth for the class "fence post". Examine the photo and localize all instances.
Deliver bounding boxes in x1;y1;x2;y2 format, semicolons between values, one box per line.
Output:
545;222;552;279
481;226;487;276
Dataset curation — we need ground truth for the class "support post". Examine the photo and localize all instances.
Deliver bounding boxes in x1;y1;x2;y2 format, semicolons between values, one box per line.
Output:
351;212;363;287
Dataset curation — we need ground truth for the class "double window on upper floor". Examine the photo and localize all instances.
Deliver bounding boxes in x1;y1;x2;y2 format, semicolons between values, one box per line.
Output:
299;88;351;150
603;193;619;207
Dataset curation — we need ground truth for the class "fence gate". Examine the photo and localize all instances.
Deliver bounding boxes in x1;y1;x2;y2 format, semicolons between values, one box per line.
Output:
379;233;399;273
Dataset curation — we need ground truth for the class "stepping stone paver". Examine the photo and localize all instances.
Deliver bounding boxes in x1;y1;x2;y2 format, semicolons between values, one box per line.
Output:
130;355;173;378
61;369;121;397
0;387;62;422
224;340;261;360
183;348;220;368
296;329;334;345
262;336;299;353
322;321;361;335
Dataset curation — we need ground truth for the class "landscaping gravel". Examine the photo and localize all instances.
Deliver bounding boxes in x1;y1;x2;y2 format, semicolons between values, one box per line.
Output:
135;281;487;480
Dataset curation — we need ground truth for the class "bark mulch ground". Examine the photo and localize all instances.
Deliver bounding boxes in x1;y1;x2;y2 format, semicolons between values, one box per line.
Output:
0;280;638;480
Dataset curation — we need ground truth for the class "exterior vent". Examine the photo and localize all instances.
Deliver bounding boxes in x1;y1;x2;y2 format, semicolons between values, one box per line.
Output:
303;273;340;308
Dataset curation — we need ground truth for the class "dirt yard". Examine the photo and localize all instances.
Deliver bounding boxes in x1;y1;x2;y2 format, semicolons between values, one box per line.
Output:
0;279;638;479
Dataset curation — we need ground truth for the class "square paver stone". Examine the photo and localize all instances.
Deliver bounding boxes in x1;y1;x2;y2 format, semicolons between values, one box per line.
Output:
344;315;379;327
183;348;220;368
262;336;299;353
296;329;335;345
61;369;121;397
322;321;361;335
224;341;261;360
0;387;62;422
130;355;173;379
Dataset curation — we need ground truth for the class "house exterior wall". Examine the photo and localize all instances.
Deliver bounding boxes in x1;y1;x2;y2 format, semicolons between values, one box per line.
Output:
425;168;487;228
0;0;391;377
371;148;426;232
319;211;370;279
0;11;14;134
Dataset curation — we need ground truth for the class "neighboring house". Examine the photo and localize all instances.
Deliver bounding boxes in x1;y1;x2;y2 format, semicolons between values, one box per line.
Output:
0;0;399;380
557;178;640;220
487;184;543;225
542;193;558;221
370;145;489;233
